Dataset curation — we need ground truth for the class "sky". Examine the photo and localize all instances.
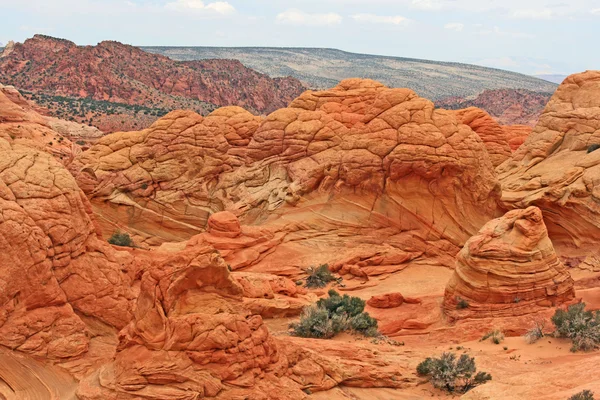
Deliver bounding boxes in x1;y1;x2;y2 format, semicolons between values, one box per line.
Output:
0;0;598;76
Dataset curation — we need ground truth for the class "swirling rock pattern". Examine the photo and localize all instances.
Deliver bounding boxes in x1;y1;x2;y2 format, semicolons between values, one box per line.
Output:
444;206;575;319
498;70;600;257
0;139;133;359
72;79;502;267
451;107;513;167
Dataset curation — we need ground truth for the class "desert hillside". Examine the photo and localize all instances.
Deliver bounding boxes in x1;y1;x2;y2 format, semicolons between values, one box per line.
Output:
0;35;306;132
144;46;557;100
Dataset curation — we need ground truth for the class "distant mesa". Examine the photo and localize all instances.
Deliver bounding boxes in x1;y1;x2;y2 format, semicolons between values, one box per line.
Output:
437;88;552;127
144;45;558;102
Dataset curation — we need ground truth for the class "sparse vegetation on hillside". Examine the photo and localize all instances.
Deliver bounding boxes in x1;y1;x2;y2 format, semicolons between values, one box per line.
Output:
20;90;215;132
290;289;378;339
143;46;558;102
416;352;492;393
552;303;600;352
524;322;545;344
569;390;595;400
108;231;134;247
481;330;504;345
304;264;341;289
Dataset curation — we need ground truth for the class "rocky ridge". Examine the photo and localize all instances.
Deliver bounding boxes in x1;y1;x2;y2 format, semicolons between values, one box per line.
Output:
0;35;306;125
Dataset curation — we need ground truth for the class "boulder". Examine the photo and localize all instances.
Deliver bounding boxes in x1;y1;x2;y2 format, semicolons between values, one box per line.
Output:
444;207;575;319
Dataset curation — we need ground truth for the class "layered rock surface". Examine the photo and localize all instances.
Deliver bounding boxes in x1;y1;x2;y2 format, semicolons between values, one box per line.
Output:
498;70;600;256
444;206;575;319
451;107;513;166
77;239;411;399
0;139;133;359
0;83;77;163
72;79;502;271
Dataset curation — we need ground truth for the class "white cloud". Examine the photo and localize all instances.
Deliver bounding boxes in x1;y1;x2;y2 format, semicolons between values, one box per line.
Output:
511;8;557;20
351;14;409;25
276;9;342;26
444;22;464;32
593;8;600;14
477;26;534;39
410;0;444;11
165;0;235;15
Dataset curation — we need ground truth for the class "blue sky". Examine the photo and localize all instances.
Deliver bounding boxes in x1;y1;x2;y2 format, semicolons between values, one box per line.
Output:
0;0;598;76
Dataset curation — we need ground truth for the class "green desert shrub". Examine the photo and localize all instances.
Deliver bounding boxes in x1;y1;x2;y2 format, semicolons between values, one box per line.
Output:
524;322;545;344
108;231;134;247
456;297;469;309
481;329;504;345
552;303;600;352
587;144;600;154
304;264;341;288
416;352;491;393
569;390;595;400
290;290;378;338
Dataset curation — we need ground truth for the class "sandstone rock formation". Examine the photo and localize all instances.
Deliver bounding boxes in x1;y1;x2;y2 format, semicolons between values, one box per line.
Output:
498;70;600;256
72;79;502;273
367;293;421;309
444;206;575;319
502;124;532;151
452;107;513;166
437;88;552;127
77;238;411;399
0;83;77;164
0;139;133;359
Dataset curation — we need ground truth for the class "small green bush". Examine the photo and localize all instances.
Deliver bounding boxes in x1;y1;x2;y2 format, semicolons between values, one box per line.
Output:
524;322;545;344
552;303;600;352
304;264;340;288
290;290;378;338
570;390;595;400
416;352;491;393
108;231;134;247
289;306;335;339
587;144;600;154
456;297;469;310
481;329;504;345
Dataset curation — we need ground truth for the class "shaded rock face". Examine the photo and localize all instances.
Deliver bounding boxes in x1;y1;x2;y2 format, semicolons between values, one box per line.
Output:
0;139;133;359
72;79;502;263
498;70;600;256
451;107;513;166
71;107;263;244
444;207;575;319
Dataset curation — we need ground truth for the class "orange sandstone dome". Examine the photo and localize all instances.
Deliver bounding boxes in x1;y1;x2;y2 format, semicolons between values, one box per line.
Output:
444;206;575;319
71;79;502;265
